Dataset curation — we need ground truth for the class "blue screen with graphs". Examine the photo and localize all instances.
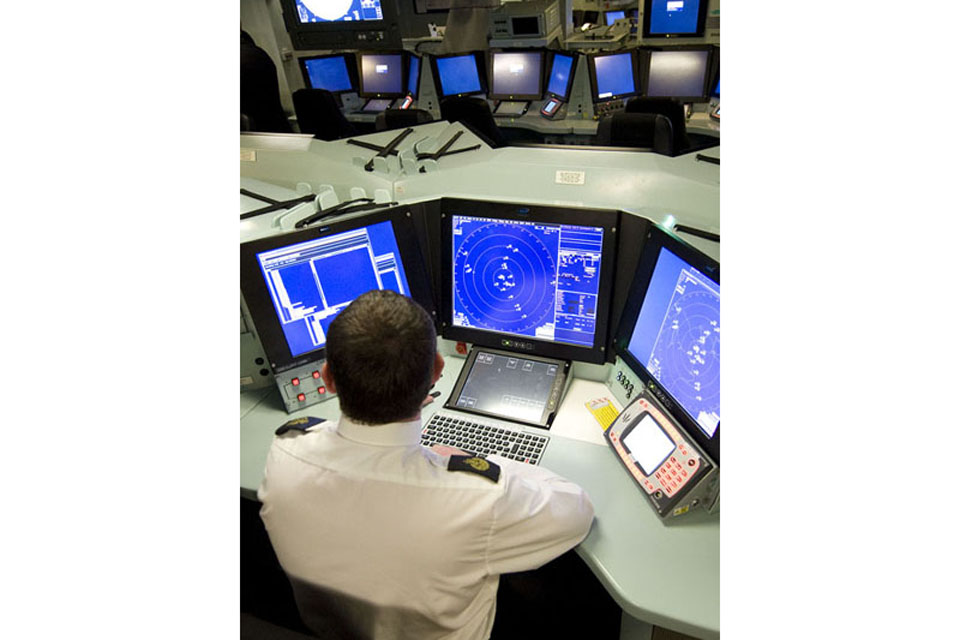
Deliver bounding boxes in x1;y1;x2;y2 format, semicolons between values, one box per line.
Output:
451;216;604;348
295;0;383;23
256;221;411;357
626;247;719;438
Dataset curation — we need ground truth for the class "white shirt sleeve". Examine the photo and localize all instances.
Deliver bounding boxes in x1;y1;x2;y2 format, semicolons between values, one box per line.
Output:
484;460;595;575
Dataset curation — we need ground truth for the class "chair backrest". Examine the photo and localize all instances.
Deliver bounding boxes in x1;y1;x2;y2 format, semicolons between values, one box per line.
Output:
292;89;358;141
595;112;675;156
240;31;292;134
439;97;506;148
375;108;433;132
624;97;690;150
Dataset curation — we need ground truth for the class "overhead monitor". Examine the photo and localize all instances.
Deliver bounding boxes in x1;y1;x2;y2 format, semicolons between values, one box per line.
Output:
440;198;619;365
642;0;709;38
587;50;639;102
488;49;545;101
614;225;720;462
640;47;713;102
280;0;402;50
545;51;577;101
357;51;406;98
240;207;436;374
430;52;486;99
299;53;357;94
407;53;422;98
604;10;626;25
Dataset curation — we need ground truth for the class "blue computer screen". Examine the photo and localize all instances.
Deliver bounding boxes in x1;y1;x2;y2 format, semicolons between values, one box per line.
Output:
295;0;383;23
546;53;574;98
360;53;403;94
491;51;542;97
452;216;604;348
626;247;720;438
436;54;482;97
257;221;412;357
594;52;635;99
646;50;710;98
648;0;701;35
605;10;625;25
303;56;353;92
408;55;421;95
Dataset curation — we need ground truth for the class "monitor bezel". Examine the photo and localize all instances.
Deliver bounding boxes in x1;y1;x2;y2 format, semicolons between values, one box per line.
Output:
429;51;487;99
486;48;546;102
586;49;640;103
544;50;578;102
613;224;720;463
298;53;359;94
642;0;710;39
356;50;408;99
279;0;402;51
637;45;715;103
407;52;423;99
439;198;619;365
240;207;437;374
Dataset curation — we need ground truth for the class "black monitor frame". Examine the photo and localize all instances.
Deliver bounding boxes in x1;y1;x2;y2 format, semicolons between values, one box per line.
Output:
407;52;423;99
279;0;402;51
429;51;487;99
439;198;619;365
637;45;715;103
544;50;579;102
298;53;359;94
240;206;437;375
356;50;408;99
486;48;546;102
641;0;710;39
586;49;640;103
613;224;720;463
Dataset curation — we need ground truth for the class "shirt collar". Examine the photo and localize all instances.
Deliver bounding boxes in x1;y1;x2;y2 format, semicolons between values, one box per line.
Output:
336;414;423;447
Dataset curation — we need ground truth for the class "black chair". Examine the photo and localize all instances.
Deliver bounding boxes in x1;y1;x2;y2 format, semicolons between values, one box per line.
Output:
624;97;690;152
439;97;507;148
292;89;358;141
375;108;433;132
595;112;675;156
241;31;292;134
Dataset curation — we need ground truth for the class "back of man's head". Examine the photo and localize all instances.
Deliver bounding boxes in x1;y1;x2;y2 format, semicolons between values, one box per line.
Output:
326;290;436;425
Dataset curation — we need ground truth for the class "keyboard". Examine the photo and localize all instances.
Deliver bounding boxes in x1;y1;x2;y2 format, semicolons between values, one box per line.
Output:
421;412;549;465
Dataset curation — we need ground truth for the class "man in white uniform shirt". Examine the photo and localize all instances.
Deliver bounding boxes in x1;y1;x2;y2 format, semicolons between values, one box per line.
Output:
258;290;595;640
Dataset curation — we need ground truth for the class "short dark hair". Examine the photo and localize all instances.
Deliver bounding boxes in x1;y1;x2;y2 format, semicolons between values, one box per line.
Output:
326;290;436;425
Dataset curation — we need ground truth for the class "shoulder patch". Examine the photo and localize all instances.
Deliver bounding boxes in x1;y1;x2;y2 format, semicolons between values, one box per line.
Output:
275;416;326;436
448;455;501;483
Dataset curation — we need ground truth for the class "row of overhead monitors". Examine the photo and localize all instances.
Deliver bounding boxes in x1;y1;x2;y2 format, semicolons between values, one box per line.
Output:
299;45;719;109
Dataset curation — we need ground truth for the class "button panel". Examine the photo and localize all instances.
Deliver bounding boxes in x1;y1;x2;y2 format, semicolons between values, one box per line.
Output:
276;359;336;413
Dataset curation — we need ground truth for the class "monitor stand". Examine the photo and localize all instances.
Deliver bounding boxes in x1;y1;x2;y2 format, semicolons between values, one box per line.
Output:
493;101;530;117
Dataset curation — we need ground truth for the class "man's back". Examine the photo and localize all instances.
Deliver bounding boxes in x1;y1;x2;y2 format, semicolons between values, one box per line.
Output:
258;416;594;640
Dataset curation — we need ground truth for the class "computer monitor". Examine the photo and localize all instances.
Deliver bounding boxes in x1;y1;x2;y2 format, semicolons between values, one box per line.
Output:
488;49;545;101
640;47;713;102
440;198;618;365
545;51;577;101
407;53;422;98
430;52;486;99
299;53;358;94
240;207;436;374
614;225;719;462
357;51;406;99
604;10;626;25
587;50;639;102
642;0;709;38
280;0;402;50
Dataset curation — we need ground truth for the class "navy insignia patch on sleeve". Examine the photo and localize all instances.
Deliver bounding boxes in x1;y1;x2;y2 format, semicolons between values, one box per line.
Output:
275;416;326;436
448;455;501;483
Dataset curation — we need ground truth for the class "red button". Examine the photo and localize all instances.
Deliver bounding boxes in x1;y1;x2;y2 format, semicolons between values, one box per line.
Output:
292;377;300;386
312;371;321;379
318;387;326;394
297;393;305;402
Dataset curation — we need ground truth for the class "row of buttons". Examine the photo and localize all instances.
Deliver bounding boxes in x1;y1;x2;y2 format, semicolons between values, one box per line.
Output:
291;370;322;386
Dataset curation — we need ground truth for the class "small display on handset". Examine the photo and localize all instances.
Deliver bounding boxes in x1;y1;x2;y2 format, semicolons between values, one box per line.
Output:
622;413;676;475
541;98;560;116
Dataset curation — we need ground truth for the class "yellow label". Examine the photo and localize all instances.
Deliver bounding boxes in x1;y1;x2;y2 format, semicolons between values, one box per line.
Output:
673;505;690;516
586;397;620;431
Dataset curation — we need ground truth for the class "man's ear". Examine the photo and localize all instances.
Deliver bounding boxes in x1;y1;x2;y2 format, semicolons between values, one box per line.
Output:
431;352;445;385
321;361;337;393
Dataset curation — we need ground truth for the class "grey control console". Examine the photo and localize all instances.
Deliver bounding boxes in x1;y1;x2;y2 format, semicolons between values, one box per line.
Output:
275;360;337;413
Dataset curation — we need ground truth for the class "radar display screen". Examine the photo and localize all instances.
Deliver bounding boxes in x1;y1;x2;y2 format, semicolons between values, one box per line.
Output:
626;247;719;439
451;215;604;348
295;0;383;23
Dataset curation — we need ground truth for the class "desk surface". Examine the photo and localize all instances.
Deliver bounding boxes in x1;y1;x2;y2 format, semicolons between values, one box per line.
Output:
239;353;719;640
